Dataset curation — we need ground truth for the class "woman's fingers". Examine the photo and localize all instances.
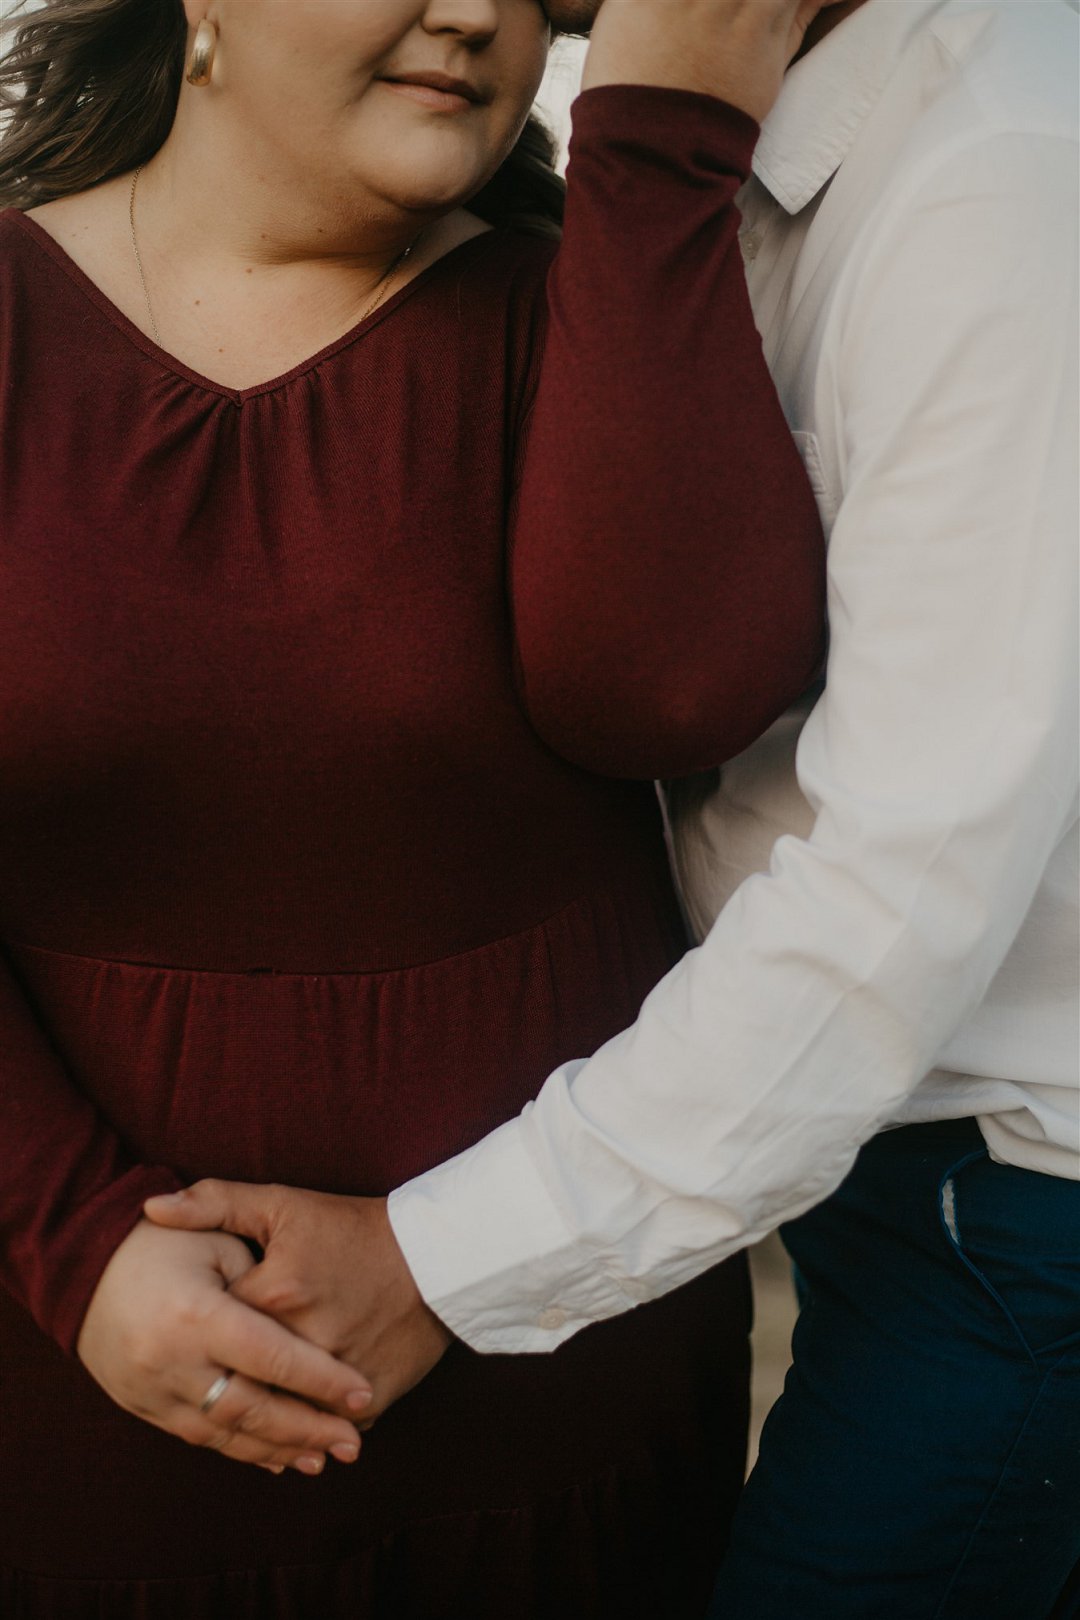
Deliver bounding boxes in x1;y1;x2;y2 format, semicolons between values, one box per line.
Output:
77;1222;367;1477
185;1371;360;1471
210;1228;260;1290
581;0;833;122
207;1289;372;1421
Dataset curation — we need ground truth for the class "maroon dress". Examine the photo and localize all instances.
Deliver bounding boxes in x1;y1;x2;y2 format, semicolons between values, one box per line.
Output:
0;87;823;1617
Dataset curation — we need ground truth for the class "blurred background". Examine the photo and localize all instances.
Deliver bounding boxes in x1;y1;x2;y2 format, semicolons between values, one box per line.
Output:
535;35;588;172
747;1235;798;1470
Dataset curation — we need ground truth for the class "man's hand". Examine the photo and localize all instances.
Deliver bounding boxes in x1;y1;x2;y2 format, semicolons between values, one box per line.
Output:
78;1220;372;1474
144;1182;453;1422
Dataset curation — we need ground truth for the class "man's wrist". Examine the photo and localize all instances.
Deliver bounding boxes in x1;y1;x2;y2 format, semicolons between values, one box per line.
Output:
387;1116;625;1354
376;1195;454;1350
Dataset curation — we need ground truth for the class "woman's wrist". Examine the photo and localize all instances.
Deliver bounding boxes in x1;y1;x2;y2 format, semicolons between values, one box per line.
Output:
568;81;761;177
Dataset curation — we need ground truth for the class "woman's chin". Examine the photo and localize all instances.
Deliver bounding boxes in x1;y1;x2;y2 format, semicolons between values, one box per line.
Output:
372;175;485;220
355;131;513;218
392;177;477;212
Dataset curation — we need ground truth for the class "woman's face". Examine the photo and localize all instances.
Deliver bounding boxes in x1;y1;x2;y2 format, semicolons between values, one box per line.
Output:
190;0;552;216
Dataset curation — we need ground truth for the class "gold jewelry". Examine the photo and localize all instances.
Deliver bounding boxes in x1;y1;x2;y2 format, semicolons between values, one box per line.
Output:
129;165;421;354
186;19;218;88
129;167;163;347
354;235;420;326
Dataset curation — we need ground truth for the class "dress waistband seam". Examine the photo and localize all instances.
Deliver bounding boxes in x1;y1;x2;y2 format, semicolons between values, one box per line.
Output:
1;884;642;981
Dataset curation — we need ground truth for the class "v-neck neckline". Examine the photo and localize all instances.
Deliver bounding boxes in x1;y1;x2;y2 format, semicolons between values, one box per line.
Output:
8;209;500;404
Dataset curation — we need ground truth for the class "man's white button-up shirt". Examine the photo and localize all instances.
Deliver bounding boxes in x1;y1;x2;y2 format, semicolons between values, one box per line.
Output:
389;0;1080;1353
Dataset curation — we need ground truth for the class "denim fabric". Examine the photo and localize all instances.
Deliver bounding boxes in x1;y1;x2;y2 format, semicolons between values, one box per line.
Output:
710;1121;1080;1619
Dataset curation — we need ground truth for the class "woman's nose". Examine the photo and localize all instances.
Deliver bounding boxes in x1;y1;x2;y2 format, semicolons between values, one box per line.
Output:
419;0;500;47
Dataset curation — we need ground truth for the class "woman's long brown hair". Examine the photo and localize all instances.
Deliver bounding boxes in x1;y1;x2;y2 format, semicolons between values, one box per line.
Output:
0;0;565;235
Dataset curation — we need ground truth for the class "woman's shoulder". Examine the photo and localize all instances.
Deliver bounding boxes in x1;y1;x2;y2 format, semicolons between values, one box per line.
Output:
10;181;129;294
444;215;559;339
0;206;71;331
401;220;556;430
0;186;117;298
451;212;557;279
0;207;47;306
0;205;37;256
0;196;122;391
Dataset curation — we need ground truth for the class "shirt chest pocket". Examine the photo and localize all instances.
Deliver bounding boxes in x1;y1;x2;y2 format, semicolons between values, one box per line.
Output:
791;429;840;534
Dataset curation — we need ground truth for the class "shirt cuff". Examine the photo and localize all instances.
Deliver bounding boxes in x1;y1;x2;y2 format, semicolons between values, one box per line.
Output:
388;1111;630;1354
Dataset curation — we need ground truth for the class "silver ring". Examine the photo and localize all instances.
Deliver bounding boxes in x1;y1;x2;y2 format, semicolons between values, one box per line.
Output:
198;1372;234;1415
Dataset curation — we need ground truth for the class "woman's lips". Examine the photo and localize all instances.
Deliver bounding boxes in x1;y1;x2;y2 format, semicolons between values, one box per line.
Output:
379;78;481;113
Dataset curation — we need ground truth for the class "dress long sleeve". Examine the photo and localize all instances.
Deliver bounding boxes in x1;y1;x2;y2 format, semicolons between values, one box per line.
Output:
0;953;180;1352
511;85;826;779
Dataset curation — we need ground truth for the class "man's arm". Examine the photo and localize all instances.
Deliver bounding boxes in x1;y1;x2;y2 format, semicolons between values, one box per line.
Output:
390;128;1079;1353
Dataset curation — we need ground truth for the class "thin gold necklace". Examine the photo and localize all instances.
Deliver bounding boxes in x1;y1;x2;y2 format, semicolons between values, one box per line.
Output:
128;166;420;351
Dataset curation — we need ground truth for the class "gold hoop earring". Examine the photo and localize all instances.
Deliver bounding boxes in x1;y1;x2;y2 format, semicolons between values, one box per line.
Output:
185;19;217;87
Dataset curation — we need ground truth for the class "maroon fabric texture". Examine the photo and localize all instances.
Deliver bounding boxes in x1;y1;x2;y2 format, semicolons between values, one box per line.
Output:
0;85;823;1615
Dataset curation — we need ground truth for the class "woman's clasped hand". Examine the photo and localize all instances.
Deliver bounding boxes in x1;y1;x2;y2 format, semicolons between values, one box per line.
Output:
77;1219;374;1475
143;1182;453;1432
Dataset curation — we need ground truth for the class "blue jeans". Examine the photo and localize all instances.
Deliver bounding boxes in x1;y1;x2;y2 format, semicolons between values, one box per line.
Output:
709;1120;1080;1619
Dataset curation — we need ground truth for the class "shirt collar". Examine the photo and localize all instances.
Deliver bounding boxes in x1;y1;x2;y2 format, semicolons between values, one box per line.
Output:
752;0;946;214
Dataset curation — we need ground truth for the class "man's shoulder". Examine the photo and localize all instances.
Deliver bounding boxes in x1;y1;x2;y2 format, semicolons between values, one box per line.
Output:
839;0;1078;258
923;0;1077;148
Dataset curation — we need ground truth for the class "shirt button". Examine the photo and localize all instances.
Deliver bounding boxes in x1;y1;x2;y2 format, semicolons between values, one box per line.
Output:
741;230;762;263
537;1307;568;1331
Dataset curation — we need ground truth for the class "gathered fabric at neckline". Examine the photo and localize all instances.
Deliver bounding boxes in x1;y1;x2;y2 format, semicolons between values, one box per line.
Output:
3;209;501;404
